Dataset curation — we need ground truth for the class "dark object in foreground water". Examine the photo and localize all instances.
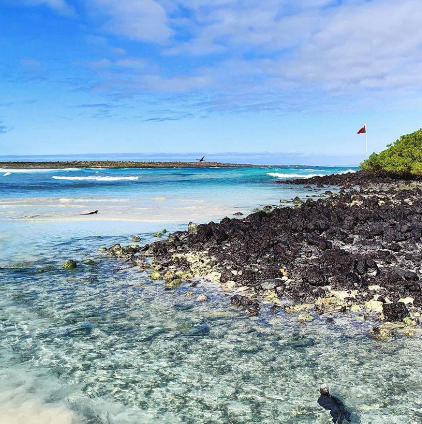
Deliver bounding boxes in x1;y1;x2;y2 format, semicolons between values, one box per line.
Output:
80;210;99;215
318;384;351;423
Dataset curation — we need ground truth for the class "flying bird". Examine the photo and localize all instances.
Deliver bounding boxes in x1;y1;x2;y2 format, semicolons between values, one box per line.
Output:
197;156;205;162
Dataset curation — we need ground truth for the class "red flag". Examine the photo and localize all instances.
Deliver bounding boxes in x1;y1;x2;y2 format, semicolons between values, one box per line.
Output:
357;124;366;134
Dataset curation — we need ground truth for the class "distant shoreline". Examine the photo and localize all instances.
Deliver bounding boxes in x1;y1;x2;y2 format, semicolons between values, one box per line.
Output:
0;161;254;169
0;161;323;169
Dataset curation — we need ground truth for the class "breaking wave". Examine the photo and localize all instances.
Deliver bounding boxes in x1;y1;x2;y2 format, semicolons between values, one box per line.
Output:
267;173;325;179
52;176;140;181
338;169;357;174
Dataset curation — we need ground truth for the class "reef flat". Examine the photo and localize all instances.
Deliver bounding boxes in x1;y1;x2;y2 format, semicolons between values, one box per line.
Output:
107;171;422;340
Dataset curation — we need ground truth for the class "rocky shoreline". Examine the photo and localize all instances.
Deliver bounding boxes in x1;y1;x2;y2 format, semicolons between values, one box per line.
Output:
107;171;422;340
277;170;422;188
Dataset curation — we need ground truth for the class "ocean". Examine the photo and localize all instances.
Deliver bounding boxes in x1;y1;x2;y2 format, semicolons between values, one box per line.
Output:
1;165;421;424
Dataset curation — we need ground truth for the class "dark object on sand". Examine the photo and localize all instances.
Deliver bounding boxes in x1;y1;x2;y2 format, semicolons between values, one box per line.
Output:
80;210;99;215
318;385;351;423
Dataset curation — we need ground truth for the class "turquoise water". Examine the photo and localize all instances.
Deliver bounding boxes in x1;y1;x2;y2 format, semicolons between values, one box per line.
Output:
0;166;353;223
1;166;421;423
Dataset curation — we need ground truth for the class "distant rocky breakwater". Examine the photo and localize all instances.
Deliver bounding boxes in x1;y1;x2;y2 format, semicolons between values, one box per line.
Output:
106;171;422;341
0;160;254;169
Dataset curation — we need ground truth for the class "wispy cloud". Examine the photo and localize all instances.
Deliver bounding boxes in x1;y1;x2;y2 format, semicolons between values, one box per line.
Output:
73;0;422;114
88;0;173;43
11;0;422;115
143;113;194;122
0;122;11;134
71;103;117;109
20;0;75;16
144;117;181;122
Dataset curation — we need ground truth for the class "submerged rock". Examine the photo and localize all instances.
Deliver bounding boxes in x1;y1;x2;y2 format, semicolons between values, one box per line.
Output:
370;325;392;341
183;324;210;336
138;262;150;272
403;317;417;327
165;279;182;289
286;335;315;348
175;270;194;281
108;243;124;256
155;229;168;238
164;270;175;282
395;327;415;338
82;259;98;266
131;236;141;242
63;260;77;270
196;294;208;302
230;295;260;316
150;271;161;280
297;313;312;323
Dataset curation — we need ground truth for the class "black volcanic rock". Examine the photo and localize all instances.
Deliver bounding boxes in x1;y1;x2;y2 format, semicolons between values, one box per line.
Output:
126;171;422;320
383;302;410;322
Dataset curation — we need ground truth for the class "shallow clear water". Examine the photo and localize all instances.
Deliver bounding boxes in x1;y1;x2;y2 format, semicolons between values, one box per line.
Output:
1;166;421;424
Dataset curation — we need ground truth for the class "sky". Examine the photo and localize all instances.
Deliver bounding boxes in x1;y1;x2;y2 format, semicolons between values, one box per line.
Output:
0;0;421;165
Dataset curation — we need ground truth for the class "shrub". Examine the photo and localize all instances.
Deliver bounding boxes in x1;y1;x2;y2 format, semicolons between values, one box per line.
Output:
360;127;422;176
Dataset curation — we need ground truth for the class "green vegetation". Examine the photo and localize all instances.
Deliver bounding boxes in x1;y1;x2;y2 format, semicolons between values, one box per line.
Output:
361;127;422;176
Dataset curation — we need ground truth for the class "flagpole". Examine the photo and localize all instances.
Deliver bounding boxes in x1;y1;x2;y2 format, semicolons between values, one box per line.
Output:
365;123;368;158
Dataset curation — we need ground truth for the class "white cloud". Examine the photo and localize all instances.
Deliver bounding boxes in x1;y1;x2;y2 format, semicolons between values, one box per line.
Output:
141;74;212;92
77;0;422;112
279;0;422;90
89;0;173;44
166;0;422;93
21;0;74;15
115;58;146;70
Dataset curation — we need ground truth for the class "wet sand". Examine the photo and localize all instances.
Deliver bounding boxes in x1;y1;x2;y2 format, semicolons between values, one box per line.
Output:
0;196;239;223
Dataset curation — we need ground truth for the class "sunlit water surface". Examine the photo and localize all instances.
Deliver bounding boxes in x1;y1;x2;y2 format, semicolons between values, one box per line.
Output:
1;167;421;423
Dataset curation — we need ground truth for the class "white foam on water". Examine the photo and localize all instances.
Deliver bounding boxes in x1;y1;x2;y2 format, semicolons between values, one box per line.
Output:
267;173;325;178
3;172;11;176
338;169;357;174
52;176;139;181
58;197;130;203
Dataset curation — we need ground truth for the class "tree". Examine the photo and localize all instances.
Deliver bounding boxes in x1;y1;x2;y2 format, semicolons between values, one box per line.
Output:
360;127;422;176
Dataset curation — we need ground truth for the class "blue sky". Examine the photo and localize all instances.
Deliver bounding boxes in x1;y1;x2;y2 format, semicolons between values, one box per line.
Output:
0;0;421;164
